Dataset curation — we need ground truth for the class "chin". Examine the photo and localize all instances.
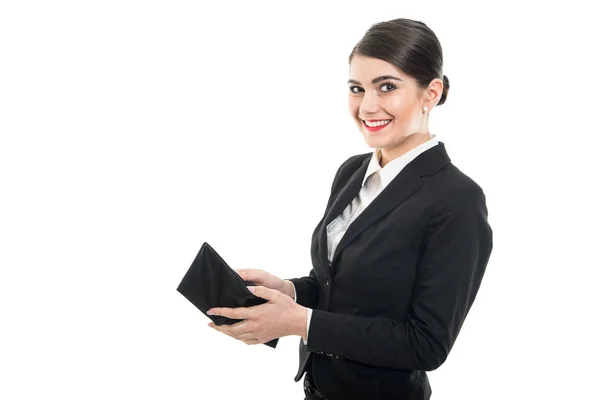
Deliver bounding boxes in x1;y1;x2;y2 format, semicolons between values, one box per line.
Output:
363;136;388;149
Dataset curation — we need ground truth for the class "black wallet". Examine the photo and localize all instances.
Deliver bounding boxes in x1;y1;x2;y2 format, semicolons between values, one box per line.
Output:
177;241;279;348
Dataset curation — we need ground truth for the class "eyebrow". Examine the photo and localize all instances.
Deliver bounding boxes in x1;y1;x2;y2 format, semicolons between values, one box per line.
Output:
347;75;404;85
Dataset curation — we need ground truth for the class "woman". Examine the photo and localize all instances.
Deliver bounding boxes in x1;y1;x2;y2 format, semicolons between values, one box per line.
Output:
206;18;493;400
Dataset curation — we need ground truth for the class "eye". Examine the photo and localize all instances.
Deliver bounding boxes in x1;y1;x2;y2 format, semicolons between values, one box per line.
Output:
380;82;397;92
349;86;363;94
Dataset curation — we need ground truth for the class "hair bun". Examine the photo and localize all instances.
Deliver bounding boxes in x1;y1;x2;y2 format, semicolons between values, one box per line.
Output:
438;74;450;106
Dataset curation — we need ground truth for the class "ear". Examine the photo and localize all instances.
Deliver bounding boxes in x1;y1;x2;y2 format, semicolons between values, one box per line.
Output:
424;78;444;109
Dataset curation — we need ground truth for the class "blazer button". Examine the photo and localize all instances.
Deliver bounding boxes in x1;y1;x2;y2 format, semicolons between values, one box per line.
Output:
326;279;330;286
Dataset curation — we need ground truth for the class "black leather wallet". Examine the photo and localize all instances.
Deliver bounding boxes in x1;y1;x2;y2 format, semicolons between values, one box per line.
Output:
177;241;279;348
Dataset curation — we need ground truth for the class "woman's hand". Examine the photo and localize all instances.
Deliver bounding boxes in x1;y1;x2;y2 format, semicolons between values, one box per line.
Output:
234;268;295;299
207;286;308;345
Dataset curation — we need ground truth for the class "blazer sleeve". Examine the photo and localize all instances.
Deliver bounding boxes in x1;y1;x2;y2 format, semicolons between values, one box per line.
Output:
288;269;319;309
304;185;494;371
285;156;353;309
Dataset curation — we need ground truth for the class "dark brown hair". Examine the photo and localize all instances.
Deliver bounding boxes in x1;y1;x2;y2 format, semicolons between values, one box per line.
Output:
349;18;450;106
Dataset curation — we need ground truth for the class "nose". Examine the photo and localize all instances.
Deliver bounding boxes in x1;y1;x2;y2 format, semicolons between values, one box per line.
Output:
359;91;380;115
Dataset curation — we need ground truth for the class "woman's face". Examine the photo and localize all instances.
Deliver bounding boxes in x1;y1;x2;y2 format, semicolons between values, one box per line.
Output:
348;55;429;153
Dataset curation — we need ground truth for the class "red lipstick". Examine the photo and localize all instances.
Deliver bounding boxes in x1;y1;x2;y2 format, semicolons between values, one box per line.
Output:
363;119;391;132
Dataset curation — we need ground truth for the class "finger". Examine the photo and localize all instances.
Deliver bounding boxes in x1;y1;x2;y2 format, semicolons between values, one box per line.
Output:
209;322;231;334
209;319;248;334
214;327;238;340
217;329;257;342
207;307;252;319
211;323;238;336
234;269;246;280
227;320;252;336
249;285;282;302
242;338;261;345
235;268;264;282
234;332;257;341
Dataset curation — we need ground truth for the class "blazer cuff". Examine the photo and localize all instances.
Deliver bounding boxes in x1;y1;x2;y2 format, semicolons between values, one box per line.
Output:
287;276;319;309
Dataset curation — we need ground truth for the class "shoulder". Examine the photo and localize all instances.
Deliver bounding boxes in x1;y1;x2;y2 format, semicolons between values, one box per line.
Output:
420;165;492;251
429;162;487;203
420;163;490;227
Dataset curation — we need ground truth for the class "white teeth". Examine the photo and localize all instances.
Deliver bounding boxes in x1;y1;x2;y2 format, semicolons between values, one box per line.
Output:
364;119;391;127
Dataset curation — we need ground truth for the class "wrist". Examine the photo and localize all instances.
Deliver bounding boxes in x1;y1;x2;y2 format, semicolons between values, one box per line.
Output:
281;279;295;298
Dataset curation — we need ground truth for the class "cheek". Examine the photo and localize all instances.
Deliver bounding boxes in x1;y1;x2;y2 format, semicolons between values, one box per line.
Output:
386;96;418;122
384;97;406;117
348;96;361;116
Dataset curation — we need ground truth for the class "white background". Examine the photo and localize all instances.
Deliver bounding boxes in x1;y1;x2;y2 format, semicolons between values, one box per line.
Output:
1;1;599;399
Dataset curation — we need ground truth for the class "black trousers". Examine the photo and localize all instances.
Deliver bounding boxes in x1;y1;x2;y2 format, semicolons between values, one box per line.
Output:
303;373;327;400
303;371;432;400
304;372;327;400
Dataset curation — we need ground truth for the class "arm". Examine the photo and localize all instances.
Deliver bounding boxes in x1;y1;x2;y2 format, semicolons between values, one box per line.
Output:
303;187;493;371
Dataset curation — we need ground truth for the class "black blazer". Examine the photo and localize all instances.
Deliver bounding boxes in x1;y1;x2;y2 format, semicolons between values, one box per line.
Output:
287;142;493;400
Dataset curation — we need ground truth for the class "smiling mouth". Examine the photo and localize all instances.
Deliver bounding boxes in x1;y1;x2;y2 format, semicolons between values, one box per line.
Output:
362;119;392;132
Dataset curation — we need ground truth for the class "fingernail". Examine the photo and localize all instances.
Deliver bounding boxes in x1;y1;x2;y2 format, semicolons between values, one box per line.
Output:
247;286;255;293
207;310;214;315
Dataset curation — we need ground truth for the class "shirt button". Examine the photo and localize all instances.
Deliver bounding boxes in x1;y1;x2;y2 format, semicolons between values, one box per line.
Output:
326;280;330;286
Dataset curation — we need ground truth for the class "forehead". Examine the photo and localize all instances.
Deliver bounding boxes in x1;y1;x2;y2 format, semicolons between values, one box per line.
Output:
349;55;410;83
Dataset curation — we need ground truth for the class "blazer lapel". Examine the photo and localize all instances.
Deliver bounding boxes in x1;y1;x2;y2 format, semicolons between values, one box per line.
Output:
324;141;452;266
317;156;370;270
331;162;421;264
324;157;370;228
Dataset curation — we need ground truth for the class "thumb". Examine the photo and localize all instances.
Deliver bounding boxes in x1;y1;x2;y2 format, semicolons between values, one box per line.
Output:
234;269;246;280
248;285;281;302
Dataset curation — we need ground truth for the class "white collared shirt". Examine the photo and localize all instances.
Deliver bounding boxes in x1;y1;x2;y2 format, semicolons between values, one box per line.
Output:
296;135;439;344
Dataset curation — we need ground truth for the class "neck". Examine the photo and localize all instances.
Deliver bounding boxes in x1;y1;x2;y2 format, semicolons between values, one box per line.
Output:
379;133;432;167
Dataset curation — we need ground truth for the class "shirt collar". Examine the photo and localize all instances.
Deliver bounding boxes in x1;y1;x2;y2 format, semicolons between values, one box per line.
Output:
361;134;439;189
